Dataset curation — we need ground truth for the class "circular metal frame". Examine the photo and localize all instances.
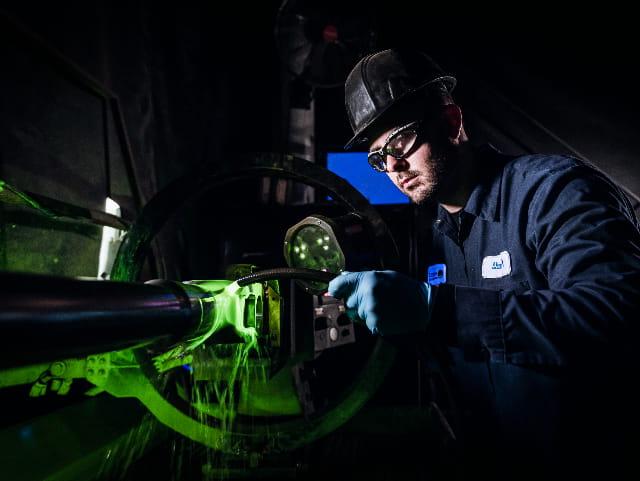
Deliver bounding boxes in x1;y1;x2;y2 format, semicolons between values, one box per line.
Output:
111;153;400;453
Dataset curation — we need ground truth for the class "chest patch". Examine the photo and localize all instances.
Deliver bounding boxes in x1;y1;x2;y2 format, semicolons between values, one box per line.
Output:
427;263;447;285
482;251;512;279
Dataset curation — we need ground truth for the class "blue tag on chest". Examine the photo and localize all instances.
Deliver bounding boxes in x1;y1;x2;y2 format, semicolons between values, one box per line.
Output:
427;263;447;285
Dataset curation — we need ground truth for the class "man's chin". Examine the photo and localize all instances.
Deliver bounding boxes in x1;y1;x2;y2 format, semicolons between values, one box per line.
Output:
406;186;436;205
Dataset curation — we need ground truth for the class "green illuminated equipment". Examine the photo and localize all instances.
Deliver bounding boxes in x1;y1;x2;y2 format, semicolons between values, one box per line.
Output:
1;154;402;478
284;213;379;293
284;215;346;277
0;273;264;368
0;271;281;452
1;17;410;476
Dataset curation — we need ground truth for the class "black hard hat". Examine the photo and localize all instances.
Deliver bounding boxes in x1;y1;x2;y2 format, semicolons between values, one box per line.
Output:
344;48;456;150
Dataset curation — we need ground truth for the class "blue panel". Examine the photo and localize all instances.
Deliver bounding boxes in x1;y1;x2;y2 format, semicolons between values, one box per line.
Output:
326;152;409;205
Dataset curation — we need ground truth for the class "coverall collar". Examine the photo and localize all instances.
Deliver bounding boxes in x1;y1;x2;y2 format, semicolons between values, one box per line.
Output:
457;144;510;223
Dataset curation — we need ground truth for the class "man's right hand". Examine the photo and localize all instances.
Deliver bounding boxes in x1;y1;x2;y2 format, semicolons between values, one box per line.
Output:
328;270;432;336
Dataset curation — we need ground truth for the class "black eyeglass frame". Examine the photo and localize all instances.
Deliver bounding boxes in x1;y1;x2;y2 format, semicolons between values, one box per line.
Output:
366;121;423;173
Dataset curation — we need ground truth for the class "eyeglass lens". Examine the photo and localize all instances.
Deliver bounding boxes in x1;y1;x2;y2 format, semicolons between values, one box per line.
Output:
368;129;418;172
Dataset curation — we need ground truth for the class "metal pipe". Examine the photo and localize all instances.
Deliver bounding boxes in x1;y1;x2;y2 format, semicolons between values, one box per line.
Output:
0;272;206;367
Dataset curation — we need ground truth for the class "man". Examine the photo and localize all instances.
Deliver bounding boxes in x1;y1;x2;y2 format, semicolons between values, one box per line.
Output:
328;48;640;478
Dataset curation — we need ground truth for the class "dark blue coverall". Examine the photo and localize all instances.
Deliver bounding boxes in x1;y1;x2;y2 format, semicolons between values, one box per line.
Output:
423;146;640;478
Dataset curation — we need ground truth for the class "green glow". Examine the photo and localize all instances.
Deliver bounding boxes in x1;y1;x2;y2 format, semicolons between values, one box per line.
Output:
286;223;345;292
91;279;301;458
0;179;103;277
184;280;294;452
98;350;231;450
288;224;343;273
0;179;55;217
94;155;398;470
93;277;263;452
152;280;260;372
0;157;404;475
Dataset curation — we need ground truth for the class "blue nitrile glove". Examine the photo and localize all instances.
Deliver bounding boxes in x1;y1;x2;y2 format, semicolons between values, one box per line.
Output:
327;270;432;336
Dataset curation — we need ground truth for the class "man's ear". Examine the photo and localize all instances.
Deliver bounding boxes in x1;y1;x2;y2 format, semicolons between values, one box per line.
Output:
442;104;464;144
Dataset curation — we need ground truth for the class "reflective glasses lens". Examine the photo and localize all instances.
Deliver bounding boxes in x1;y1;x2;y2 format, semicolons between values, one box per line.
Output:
367;152;386;172
390;130;417;156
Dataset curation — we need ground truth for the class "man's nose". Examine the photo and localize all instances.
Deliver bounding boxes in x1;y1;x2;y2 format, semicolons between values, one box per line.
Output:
386;155;408;172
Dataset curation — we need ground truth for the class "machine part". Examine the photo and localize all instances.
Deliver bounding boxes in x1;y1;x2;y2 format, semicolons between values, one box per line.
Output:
312;294;355;352
149;279;264;373
98;197;126;280
0;272;207;368
89;279;276;454
284;217;345;293
97;352;249;453
191;350;270;383
0;272;270;369
0;363;55;389
0;154;399;467
236;267;335;290
224;263;258;280
0;179;130;230
291;362;320;417
85;354;112;387
108;153;399;454
111;154;398;282
266;282;281;348
283;213;377;293
0;358;89;399
285;218;345;272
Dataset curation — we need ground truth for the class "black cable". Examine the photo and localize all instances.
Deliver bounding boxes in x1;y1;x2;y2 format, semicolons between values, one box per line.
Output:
236;267;337;287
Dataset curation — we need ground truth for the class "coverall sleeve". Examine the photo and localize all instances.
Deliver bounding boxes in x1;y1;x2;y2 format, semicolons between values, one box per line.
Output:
435;166;640;367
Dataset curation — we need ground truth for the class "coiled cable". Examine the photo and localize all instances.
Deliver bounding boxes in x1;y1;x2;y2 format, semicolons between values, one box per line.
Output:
236;267;337;287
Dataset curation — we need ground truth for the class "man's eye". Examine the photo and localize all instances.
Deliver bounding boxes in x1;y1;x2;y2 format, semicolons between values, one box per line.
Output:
386;146;404;156
389;131;416;153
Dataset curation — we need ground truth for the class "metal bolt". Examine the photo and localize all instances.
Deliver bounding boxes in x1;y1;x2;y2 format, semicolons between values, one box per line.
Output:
50;362;66;377
87;369;95;376
329;327;339;342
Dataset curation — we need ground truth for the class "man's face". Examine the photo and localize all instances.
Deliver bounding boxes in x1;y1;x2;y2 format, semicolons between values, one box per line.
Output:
368;123;451;204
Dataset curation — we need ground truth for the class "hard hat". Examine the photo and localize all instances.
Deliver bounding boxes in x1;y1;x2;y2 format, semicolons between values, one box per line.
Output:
344;48;456;150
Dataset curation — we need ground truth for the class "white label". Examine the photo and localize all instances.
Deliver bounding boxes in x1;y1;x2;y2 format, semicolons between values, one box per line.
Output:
481;251;512;279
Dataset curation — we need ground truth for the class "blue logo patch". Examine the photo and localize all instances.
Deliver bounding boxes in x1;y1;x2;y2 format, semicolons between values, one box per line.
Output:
427;264;447;286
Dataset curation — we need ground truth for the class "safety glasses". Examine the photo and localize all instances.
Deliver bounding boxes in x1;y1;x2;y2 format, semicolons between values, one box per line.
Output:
367;121;422;173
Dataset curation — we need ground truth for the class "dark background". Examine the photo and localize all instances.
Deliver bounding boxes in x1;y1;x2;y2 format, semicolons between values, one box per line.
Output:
3;1;639;205
1;2;639;480
4;0;639;279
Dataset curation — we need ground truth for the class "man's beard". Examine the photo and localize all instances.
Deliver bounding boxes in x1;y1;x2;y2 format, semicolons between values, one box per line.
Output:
402;140;453;205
